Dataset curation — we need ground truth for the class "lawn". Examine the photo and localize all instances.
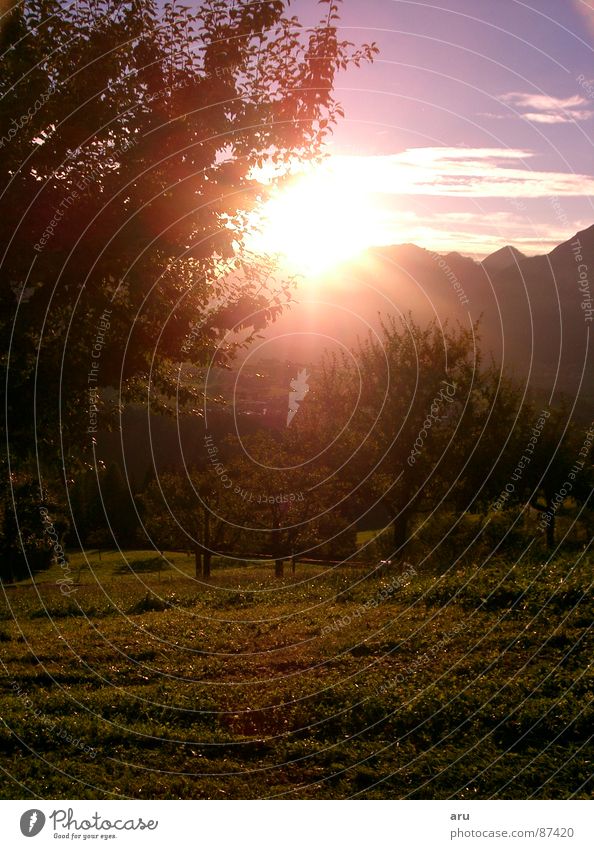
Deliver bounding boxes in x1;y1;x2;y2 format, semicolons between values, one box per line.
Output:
0;548;592;799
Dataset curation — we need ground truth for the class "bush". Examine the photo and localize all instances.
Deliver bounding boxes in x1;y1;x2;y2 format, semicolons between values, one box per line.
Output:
411;510;483;569
127;593;170;615
481;509;530;552
411;508;530;570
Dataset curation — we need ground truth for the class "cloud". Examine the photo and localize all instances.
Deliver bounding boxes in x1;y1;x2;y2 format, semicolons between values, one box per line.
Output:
365;208;584;259
253;147;592;259
327;147;594;199
498;92;594;124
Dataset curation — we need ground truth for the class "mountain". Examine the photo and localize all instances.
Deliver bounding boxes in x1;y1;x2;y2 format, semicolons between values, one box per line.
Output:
249;225;594;401
481;245;527;275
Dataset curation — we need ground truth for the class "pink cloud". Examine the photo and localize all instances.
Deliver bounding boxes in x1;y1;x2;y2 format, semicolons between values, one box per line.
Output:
499;91;594;123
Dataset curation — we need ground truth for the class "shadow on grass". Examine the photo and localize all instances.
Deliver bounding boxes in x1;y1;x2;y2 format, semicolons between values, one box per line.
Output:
113;557;170;576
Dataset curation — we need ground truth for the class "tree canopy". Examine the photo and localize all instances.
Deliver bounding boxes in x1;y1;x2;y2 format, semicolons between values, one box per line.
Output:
0;0;377;467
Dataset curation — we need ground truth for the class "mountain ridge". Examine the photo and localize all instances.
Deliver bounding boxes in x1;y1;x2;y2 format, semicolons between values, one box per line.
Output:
248;224;594;399
481;245;527;275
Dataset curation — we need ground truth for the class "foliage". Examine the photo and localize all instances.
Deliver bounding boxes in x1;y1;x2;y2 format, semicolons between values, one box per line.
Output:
0;474;68;582
139;468;243;577
221;428;356;573
0;0;376;573
0;0;377;464
310;317;593;554
521;406;593;548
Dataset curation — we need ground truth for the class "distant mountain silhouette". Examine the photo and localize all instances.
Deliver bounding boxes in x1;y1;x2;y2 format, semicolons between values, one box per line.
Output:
481;245;527;275
252;225;594;400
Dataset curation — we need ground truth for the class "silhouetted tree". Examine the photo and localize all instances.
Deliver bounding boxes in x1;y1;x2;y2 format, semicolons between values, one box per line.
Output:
523;406;593;549
140;470;238;578
1;475;68;582
316;317;526;559
0;0;376;559
1;0;377;462
223;430;353;576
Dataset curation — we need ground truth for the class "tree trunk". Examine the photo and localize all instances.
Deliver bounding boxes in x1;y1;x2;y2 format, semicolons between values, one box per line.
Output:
392;509;410;554
546;510;556;550
194;546;202;578
272;514;284;577
202;551;211;579
202;509;211;579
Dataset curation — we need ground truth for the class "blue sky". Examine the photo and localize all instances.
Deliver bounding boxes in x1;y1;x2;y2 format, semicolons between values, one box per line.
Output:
292;0;594;256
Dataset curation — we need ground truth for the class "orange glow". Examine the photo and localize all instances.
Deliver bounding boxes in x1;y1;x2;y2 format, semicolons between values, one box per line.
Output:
246;165;381;276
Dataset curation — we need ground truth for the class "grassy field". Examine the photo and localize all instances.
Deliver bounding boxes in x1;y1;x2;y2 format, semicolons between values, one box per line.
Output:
0;548;592;799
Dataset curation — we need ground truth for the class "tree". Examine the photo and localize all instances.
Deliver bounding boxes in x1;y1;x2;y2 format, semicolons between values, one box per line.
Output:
139;469;237;578
222;429;353;576
1;0;376;461
314;316;524;559
522;406;593;549
0;0;376;558
0;474;68;583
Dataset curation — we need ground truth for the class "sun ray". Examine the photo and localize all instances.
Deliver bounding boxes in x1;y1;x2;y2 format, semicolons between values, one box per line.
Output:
246;163;380;276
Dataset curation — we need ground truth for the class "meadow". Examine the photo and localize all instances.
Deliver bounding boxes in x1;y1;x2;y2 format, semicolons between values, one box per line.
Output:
0;548;592;799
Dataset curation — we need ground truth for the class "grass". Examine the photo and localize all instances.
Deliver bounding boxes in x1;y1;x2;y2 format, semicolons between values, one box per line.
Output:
0;548;592;799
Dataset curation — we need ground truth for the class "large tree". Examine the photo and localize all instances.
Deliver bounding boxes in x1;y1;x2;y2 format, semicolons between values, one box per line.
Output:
1;0;376;456
0;0;376;570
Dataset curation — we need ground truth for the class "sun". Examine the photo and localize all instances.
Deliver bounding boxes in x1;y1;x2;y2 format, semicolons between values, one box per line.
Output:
245;164;379;276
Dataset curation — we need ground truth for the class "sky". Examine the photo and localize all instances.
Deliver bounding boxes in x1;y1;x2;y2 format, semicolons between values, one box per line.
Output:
291;0;594;257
